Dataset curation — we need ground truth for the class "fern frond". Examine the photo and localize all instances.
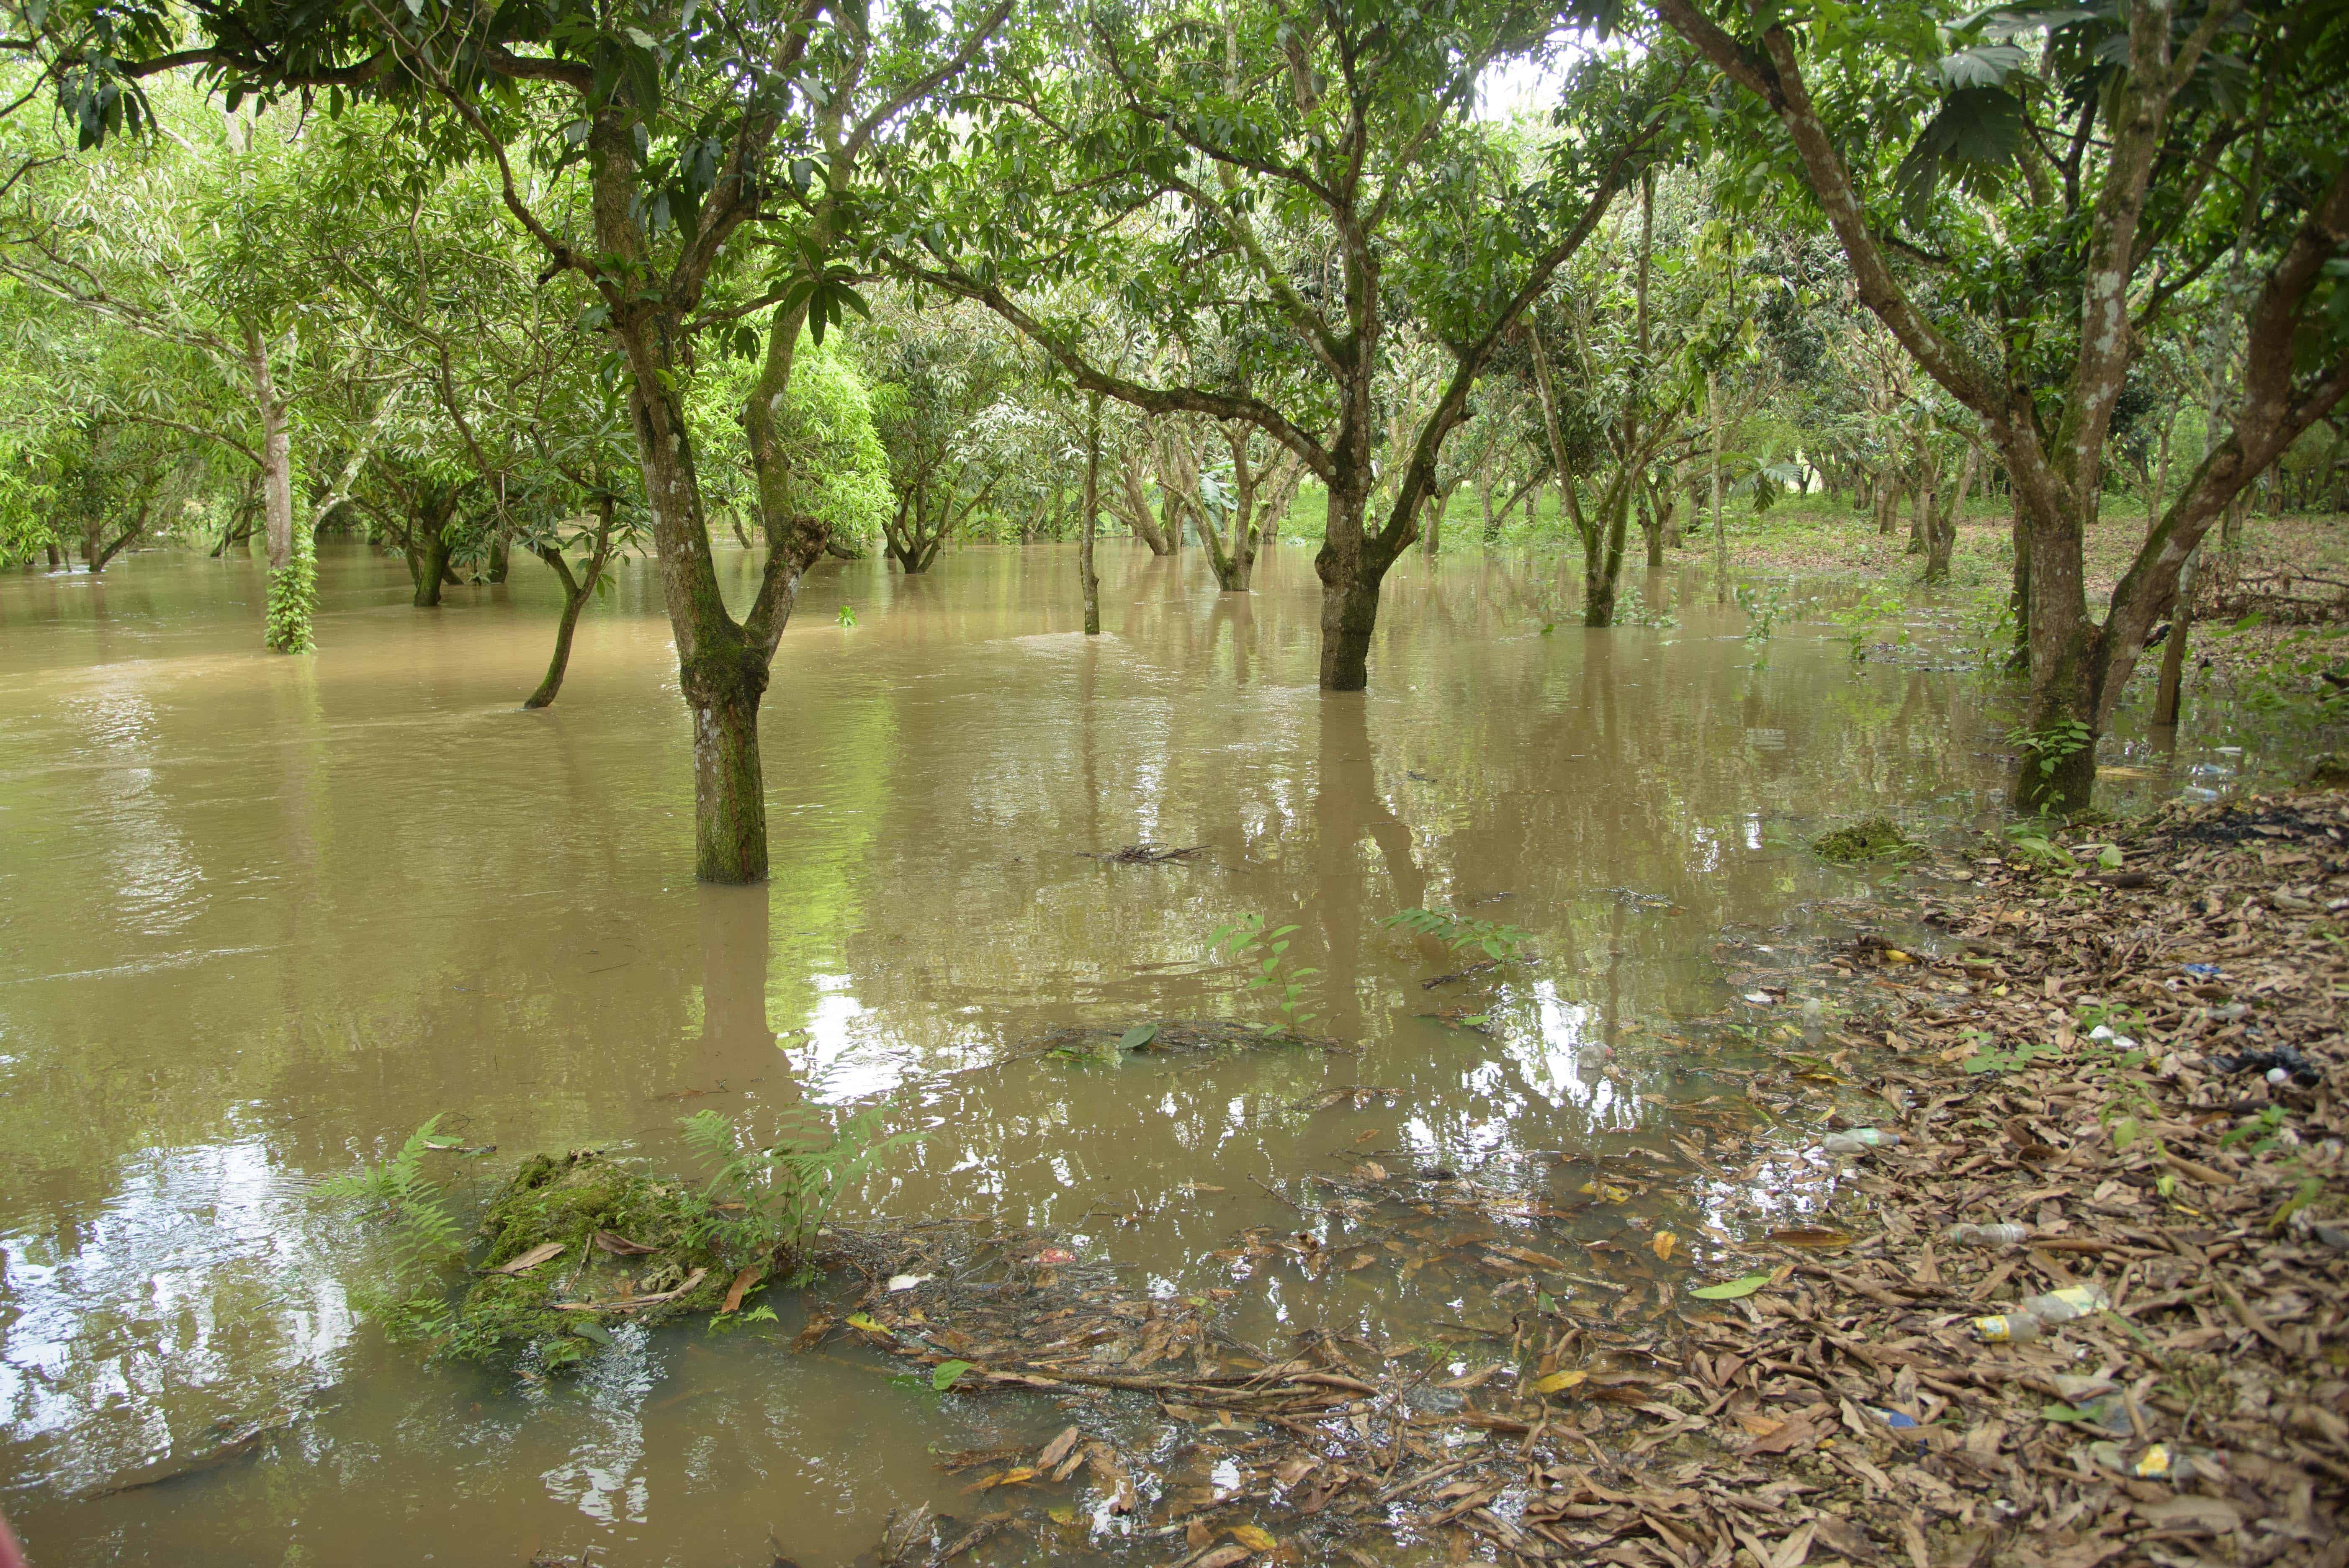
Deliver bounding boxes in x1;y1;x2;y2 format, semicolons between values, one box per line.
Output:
679;1109;737;1175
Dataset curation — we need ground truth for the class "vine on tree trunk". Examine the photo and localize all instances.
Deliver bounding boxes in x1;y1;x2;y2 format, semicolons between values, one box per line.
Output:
266;530;316;653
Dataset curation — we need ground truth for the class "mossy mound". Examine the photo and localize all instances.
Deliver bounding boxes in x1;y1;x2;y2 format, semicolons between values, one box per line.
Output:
1811;815;1920;863
449;1150;740;1370
2307;753;2349;791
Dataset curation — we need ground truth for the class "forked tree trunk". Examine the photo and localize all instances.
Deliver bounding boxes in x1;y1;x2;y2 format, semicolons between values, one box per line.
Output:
1580;476;1633;626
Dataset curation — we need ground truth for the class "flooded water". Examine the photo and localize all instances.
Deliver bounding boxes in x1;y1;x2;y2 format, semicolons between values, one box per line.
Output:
0;541;2266;1564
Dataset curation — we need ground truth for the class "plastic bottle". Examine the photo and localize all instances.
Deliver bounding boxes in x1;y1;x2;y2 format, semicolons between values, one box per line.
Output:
1945;1222;2032;1246
2017;1284;2110;1322
1822;1129;1900;1155
1973;1312;2041;1344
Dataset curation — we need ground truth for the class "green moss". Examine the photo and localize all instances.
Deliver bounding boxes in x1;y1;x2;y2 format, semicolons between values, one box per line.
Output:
1811;815;1920;863
445;1150;741;1368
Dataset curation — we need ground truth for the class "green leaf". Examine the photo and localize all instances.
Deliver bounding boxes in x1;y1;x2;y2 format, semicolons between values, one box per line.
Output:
932;1359;973;1390
1691;1272;1771;1300
1116;1024;1158;1053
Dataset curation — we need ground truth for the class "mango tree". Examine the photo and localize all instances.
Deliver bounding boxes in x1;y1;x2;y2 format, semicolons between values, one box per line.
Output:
891;0;1683;689
37;0;1010;877
1653;0;2349;810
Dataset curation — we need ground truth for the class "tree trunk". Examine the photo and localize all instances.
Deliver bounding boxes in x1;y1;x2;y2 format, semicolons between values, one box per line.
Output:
2007;509;2031;671
2010;484;2097;814
1315;481;1384;690
1080;394;1102;635
605;249;775;882
409;506;455;607
1906;441;1932;554
488;532;510;583
88;519;143;573
1924;444;1977;584
1581;476;1632;627
525;499;614;710
44;541;60;568
1639;477;1663;568
2152;546;2197;726
249;329;310;653
1708;372;1728;604
2147;405;2174;532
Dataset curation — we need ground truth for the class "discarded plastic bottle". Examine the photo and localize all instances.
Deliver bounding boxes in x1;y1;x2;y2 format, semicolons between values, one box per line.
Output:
1973;1313;2041;1344
1945;1222;2032;1246
2017;1284;2110;1323
1822;1129;1899;1155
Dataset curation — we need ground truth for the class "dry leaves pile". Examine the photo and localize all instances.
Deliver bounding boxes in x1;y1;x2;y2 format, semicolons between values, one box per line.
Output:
803;792;2345;1568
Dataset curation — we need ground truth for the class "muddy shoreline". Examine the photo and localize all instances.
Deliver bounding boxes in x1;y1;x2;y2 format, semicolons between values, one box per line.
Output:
785;790;2349;1568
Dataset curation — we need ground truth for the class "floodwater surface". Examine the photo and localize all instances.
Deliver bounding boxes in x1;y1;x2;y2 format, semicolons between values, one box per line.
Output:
0;541;2263;1565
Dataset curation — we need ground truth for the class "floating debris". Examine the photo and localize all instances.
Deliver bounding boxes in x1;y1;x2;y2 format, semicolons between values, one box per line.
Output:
1810;814;1921;862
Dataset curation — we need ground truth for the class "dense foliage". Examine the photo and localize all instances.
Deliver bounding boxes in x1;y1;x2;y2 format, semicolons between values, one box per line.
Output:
0;0;2341;864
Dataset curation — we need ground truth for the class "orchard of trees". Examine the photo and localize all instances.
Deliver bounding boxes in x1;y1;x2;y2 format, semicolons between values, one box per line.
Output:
1;0;2343;877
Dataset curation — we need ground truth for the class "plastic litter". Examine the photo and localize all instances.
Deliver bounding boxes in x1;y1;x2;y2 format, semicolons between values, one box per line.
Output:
2212;1043;2318;1085
1867;1407;1927;1452
1822;1129;1899;1155
2180;963;2221;979
2017;1284;2109;1323
1973;1313;2040;1344
1945;1222;2032;1246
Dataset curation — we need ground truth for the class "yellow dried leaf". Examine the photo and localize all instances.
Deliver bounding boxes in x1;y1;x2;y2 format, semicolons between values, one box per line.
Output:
1532;1369;1587;1394
1651;1231;1678;1261
1230;1524;1278;1552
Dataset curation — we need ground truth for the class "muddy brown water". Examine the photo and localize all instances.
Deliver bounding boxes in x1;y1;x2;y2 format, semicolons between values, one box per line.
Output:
0;542;2268;1565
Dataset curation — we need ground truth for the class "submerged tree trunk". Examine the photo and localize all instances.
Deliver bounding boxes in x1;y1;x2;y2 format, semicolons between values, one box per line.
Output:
1708;372;1728;605
1314;468;1402;691
1580;477;1633;626
1924;444;1978;584
248;328;310;653
408;497;458;608
1080;395;1102;634
525;497;615;710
